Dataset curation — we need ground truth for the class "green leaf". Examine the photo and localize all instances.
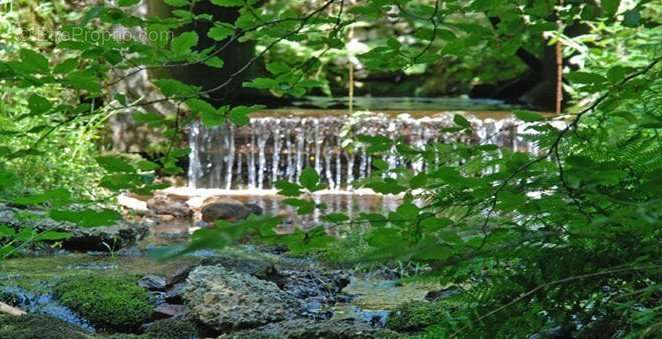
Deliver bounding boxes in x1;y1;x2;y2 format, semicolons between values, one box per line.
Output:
208;25;234;41
67;71;101;92
117;0;141;6
282;198;315;215
154;79;199;97
20;49;49;73
205;57;225;69
210;0;244;7
607;66;630;84
50;209;121;228
133;112;164;126
453;114;471;128
300;168;320;191
35;230;73;241
0;169;18;189
53;58;78;74
324;213;349;223
230;105;263;126
171;31;199;56
136;160;160;171
513;110;545;122
266;62;290;75
622;9;640;27
100;173;143;190
164;0;189;7
366;227;401;247
393;202;419;220
28;94;52;115
366;179;406;194
567;71;607;85
96;155;136;173
275;180;303;197
0;225;16;237
602;0;620;16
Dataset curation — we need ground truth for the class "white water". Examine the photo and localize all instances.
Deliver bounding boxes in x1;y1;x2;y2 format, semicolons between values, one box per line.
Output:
188;112;547;190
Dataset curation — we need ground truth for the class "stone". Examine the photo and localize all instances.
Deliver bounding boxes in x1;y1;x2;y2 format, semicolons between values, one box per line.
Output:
139;274;167;291
166;265;197;287
424;287;461;302
218;319;399;339
146;195;193;219
0;204;148;252
200;197;251;223
153;304;187;319
165;282;187;304
184;265;303;332
0;302;25;316
244;203;264;216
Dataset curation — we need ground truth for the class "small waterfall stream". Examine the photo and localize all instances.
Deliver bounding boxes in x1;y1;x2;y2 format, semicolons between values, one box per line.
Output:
188;111;544;190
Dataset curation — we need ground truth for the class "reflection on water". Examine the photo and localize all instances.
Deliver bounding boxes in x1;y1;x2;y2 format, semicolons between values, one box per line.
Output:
161;188;402;232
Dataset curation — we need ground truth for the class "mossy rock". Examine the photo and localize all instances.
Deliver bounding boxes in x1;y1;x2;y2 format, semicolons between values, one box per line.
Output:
386;300;445;332
54;275;153;331
144;319;198;339
0;314;88;339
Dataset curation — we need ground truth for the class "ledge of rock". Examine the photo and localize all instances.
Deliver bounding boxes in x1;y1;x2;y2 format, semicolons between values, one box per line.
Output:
184;265;302;333
0;204;148;252
218;319;399;339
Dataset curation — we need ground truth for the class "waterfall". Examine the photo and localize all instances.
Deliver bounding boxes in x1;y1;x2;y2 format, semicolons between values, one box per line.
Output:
188;112;554;190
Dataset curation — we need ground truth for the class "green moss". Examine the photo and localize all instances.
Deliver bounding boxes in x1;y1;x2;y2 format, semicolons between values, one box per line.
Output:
386;301;445;332
144;319;198;339
54;275;153;331
0;314;88;339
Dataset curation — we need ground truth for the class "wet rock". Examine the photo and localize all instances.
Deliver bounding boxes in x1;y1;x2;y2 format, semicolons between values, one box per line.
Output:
424;287;461;301
184;265;303;333
0;204;148;252
139;274;167;291
166;263;202;288
263;268;352;305
165;282;187;304
147;194;193;219
200;197;252;223
153;303;188;319
244;203;264;216
218;319;399;339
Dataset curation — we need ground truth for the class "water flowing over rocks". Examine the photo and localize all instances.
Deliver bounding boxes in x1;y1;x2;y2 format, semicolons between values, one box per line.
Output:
189;112;555;190
184;265;304;333
0;204;147;252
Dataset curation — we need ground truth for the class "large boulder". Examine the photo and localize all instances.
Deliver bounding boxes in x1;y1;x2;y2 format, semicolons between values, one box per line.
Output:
146;194;193;219
200;197;254;223
0;204;148;251
184;265;303;333
218;319;400;339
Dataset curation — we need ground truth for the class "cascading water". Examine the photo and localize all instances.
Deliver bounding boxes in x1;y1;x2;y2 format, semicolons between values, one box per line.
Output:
188;112;546;190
